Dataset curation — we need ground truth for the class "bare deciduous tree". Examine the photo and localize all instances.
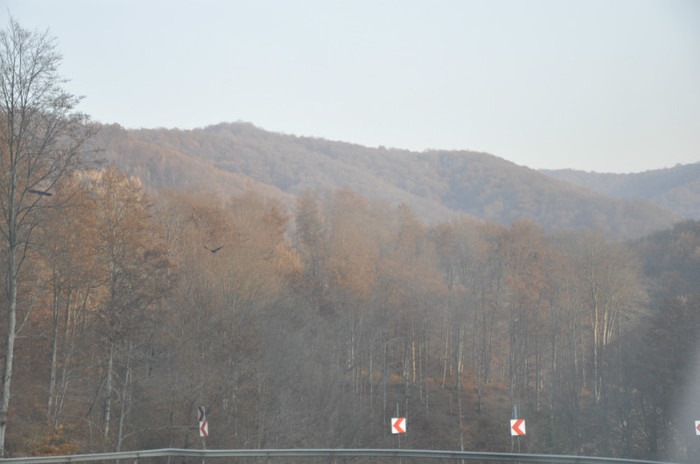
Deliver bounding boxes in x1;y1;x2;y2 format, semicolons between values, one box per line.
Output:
0;17;92;456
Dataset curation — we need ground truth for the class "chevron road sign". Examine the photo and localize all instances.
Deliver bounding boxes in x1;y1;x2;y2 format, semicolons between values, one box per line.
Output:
198;406;208;437
391;417;406;434
510;418;526;436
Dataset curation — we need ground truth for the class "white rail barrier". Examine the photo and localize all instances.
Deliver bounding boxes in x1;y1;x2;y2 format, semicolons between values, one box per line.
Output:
0;448;679;464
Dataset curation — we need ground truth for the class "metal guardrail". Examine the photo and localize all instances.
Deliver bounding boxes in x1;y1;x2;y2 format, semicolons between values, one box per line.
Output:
0;448;680;464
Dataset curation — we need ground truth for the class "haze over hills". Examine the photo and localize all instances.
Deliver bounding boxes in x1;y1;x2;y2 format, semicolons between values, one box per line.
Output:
541;163;700;220
92;122;684;240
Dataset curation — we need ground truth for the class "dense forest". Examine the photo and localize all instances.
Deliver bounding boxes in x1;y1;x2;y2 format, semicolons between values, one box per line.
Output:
92;123;688;241
0;167;698;462
2;17;700;464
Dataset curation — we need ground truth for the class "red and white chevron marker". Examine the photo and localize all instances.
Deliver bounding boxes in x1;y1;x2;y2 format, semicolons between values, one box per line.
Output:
391;417;406;434
199;420;208;438
510;418;526;436
695;421;700;436
197;406;206;422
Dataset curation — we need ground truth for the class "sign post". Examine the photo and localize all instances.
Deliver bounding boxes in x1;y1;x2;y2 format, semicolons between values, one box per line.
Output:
198;406;207;464
198;406;208;438
392;403;406;464
510;404;524;453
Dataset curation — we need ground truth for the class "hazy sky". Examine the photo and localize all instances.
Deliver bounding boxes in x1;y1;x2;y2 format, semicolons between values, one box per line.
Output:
3;0;699;173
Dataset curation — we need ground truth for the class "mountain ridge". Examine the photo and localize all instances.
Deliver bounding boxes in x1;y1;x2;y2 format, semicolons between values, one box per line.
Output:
91;121;684;239
541;163;700;220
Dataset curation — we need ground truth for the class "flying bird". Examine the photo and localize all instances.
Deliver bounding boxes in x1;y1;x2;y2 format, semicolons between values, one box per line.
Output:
203;245;224;254
28;189;52;197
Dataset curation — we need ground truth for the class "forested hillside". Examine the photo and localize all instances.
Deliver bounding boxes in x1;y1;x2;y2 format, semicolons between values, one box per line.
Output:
3;166;699;462
542;163;700;220
92;123;679;240
1;122;694;462
3;17;697;464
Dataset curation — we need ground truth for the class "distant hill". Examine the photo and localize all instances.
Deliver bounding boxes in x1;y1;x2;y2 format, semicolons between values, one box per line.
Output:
541;163;700;220
90;122;680;239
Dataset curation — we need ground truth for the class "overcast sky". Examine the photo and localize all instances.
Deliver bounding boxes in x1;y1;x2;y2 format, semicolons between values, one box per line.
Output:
3;0;699;173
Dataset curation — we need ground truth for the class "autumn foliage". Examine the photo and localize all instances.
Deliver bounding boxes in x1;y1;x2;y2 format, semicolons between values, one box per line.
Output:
3;15;696;464
0;171;698;462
